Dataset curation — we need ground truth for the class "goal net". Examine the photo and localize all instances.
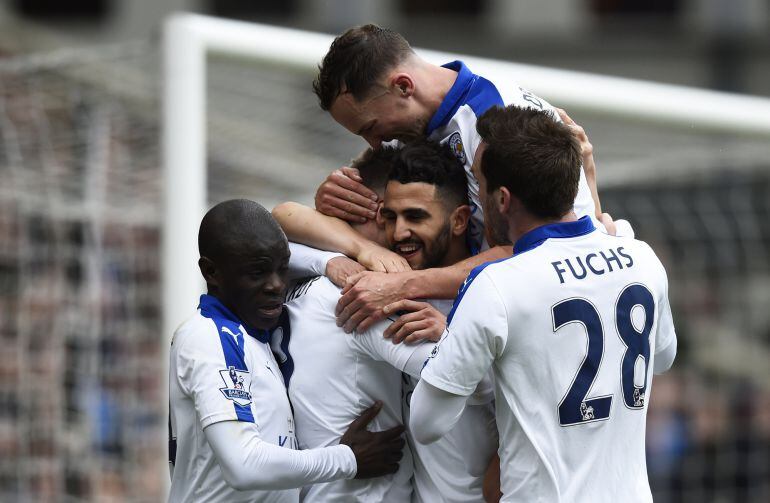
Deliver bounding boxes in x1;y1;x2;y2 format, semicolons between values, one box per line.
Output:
0;12;769;502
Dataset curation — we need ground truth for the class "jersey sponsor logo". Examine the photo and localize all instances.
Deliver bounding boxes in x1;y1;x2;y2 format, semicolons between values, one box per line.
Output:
219;366;252;406
447;131;467;165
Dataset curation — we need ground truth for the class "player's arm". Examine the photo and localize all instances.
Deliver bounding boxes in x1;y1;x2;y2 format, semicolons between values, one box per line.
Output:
287;242;352;280
409;381;468;444
653;261;677;374
337;245;511;333
354;316;436;378
175;328;405;490
205;420;355;490
204;402;405;490
273;202;409;273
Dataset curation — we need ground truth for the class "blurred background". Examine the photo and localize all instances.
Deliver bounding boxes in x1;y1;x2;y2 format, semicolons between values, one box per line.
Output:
0;0;769;501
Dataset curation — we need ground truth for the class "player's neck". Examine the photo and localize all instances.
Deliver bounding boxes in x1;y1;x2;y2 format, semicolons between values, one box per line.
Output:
424;62;460;118
509;211;578;245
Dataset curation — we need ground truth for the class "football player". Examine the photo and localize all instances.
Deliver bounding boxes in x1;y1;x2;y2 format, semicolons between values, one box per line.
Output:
411;106;676;502
167;200;405;502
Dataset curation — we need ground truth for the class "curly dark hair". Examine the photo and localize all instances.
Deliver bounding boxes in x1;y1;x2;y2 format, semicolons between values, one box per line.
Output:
387;140;468;209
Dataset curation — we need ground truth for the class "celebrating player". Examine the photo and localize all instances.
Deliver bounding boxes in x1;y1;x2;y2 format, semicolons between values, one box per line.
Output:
310;24;615;333
274;141;497;502
410;106;677;501
167;200;405;502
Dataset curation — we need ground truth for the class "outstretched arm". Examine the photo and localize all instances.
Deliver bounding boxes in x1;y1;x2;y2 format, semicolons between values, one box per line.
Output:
273;202;409;273
205;420;356;491
205;401;405;491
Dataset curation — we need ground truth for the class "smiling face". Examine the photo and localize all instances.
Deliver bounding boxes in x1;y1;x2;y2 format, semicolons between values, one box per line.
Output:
329;86;427;148
380;181;454;270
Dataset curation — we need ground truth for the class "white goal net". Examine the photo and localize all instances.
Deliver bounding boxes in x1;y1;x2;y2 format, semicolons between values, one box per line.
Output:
0;13;769;502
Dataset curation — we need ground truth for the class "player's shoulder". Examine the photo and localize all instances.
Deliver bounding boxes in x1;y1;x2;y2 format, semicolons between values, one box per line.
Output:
171;310;219;354
286;275;338;304
285;275;342;324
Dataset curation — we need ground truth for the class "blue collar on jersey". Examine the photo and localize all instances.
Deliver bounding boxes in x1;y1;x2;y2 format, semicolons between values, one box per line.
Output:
426;60;476;136
198;294;271;343
513;216;595;256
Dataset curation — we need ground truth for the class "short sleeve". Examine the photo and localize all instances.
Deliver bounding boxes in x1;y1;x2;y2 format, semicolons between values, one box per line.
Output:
175;323;252;428
421;271;508;396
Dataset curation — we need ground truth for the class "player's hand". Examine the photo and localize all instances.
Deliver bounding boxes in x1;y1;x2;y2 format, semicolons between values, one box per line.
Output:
357;243;412;273
482;454;502;503
599;212;617;236
340;401;406;479
325;256;367;288
556;108;592;160
315;166;379;223
383;299;446;344
336;271;412;333
557;108;606;220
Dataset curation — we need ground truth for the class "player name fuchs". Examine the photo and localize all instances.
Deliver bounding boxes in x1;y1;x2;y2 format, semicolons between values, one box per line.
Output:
551;246;634;284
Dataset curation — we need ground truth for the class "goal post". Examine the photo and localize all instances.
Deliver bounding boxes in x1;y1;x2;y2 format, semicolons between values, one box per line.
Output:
162;12;770;343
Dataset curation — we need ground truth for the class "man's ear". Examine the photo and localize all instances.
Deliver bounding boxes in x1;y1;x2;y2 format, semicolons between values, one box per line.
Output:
497;187;512;215
375;201;385;228
198;256;219;287
450;204;472;237
391;73;415;98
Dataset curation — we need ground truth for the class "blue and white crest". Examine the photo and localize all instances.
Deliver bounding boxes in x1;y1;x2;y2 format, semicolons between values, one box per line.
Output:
447;131;466;165
219;366;252;406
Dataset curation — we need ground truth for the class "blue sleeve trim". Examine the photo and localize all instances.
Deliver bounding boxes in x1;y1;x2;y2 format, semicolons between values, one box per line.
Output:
197;305;256;423
214;320;255;423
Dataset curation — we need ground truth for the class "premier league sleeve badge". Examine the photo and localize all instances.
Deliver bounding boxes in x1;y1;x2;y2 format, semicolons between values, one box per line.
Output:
219;366;252;406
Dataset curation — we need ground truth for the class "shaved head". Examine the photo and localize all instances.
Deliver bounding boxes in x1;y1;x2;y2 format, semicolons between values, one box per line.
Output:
199;199;286;264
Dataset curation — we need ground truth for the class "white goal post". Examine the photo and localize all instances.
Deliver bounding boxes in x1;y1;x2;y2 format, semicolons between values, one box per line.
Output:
161;12;770;343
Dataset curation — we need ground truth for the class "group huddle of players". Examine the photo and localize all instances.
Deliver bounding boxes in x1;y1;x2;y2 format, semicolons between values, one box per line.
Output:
168;24;677;503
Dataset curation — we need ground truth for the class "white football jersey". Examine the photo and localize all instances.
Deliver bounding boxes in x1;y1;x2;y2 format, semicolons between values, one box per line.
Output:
284;276;434;502
169;295;298;503
403;299;498;503
428;61;598;253
422;217;676;502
